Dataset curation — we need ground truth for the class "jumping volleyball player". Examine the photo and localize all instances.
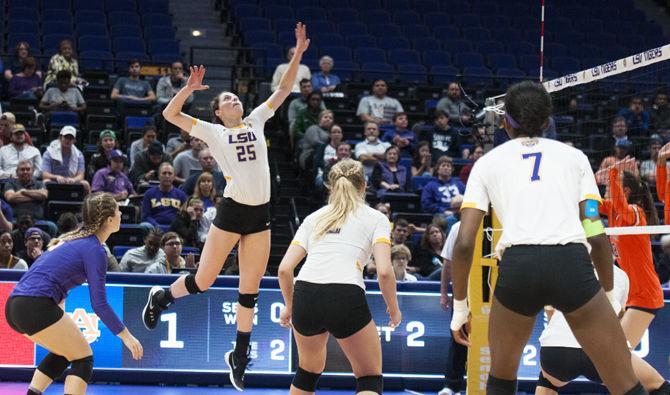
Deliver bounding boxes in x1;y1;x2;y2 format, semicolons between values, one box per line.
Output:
595;160;663;348
4;193;143;395
277;159;401;395
142;22;310;391
449;81;646;395
536;265;670;395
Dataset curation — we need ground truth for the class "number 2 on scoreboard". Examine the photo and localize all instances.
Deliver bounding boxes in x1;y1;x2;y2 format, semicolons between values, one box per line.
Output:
522;152;542;181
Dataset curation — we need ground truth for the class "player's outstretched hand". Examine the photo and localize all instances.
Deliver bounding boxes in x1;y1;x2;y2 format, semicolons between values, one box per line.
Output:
294;22;310;55
119;329;144;360
186;65;210;92
659;142;670;162
279;307;292;329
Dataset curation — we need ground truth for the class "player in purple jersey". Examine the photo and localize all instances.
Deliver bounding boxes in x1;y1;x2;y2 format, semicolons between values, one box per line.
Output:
5;192;143;395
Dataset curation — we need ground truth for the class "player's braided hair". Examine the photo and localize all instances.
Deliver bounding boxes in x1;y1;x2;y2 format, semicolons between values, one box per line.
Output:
504;80;553;138
314;159;366;239
48;192;117;247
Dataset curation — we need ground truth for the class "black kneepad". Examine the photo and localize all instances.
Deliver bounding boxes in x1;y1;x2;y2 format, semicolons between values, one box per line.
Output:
37;352;70;380
487;374;518;395
537;372;560;392
292;367;322;392
238;293;259;309
68;355;94;383
185;274;203;294
356;375;383;394
625;382;647;395
651;382;670;395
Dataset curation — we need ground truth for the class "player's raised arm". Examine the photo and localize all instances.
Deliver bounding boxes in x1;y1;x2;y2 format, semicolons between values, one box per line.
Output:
266;23;310;110
162;65;210;132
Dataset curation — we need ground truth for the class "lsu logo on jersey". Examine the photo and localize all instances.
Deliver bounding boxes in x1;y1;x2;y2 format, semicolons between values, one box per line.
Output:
68;308;102;343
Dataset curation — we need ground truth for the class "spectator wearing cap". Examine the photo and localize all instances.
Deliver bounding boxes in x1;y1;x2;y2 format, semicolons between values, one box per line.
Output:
640;136;665;183
87;129;119;178
129;141;173;188
180;148;226;196
39;70;86;115
8;56;43;100
10;214;50;254
357;79;404;125
15;227;44;267
0;124;42;179
311;56;341;93
129;125;163;167
617;96;650;135
3;160;48;221
42;126;90;194
140;163;187;229
92;149;136;201
173;136;210;183
271;47;311;93
597;139;640;184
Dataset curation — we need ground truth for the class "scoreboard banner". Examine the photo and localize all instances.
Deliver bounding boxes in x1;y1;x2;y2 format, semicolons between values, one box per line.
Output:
0;280;669;380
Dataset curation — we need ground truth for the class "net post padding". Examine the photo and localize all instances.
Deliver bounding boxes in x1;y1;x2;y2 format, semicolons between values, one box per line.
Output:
466;210;501;395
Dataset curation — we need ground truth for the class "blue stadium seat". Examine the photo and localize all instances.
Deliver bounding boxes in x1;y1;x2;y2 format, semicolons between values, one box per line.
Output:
114;52;149;71
42;9;72;23
588;33;617;47
346;35;377;50
496;67;526;86
8;8;39;22
563;6;589;19
50;112;79;127
462;27;490;41
109;12;142;26
553;31;584;46
75;11;107;25
273;18;296;33
403;24;430;39
506;42;536;56
113;37;145;54
368;24;402;37
378;36;410;51
450;13;481;28
443;39;472;54
477;41;505;54
152;54;180;64
397;64;428;85
149;39;180;56
422;13;450;29
339;22;368;36
318;0;349;6
360;62;395;82
413;38;441;52
470;1;499;15
356;0;382;9
43;34;74;56
423;50;451;68
111;25;143;38
79;50;114;72
288;0;313;7
386;0;410;9
42;0;71;10
42;22;73;36
126;116;153;130
244;30;275;46
432;26;461;42
544;43;568;57
568;44;600;59
277;31;297;48
511;16;537;30
360;10;391;25
319;46;352;61
518;55;540;73
487;54;517;70
481;15;510;29
106;0;137;13
296;7;327;21
329;8;359;22
144;26;176;40
11;0;39;9
455;52;485;68
618;34;646;49
79;36;112;53
393;11;421;25
76;23;108;37
413;0;440;13
250;42;283;62
138;0;169;14
73;0;104;11
313;33;344;47
264;5;294;19
388;49;421;65
239;17;272;32
462;66;493;88
490;28;523;43
7;21;39;35
233;4;261;18
334;60;358;82
551;56;581;74
447;0;470;14
355;47;386;64
431;65;459;84
309;21;335;35
7;34;40;52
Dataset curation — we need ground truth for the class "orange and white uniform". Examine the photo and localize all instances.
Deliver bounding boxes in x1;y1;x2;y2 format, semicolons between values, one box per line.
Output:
655;163;670;225
600;167;664;310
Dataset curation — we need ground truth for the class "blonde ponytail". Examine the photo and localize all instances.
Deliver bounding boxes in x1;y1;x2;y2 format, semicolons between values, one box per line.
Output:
314;159;366;239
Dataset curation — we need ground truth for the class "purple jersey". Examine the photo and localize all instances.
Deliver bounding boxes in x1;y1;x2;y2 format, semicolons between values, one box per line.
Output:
11;235;125;334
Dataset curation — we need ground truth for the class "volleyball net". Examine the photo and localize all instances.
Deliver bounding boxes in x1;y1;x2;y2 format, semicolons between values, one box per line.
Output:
466;44;670;395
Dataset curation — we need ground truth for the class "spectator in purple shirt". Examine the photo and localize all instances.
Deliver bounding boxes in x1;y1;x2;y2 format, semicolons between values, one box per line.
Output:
91;149;136;201
8;56;42;100
42;126;90;195
5;193;143;395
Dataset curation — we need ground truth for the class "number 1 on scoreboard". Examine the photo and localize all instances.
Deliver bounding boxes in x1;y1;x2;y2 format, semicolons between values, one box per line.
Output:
160;313;184;349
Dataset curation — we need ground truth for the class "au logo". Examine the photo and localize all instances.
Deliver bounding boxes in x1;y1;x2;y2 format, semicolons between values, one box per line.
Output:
68;308;101;343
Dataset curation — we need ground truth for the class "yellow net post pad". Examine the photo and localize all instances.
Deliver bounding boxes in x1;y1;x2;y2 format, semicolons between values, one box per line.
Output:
466;211;500;395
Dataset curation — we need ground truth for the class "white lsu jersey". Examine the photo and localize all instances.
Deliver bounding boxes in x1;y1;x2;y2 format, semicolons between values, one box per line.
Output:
462;137;601;258
291;204;392;290
190;102;274;206
539;266;629;348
